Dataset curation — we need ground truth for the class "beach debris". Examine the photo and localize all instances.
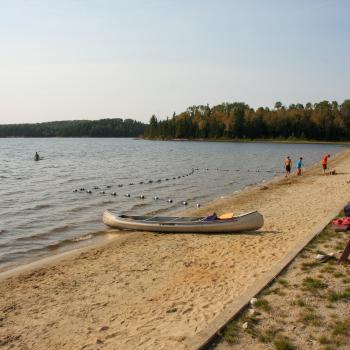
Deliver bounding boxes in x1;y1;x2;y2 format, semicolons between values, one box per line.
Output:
250;297;258;306
260;186;269;190
182;201;188;205
166;307;178;313
154;196;159;200
96;338;104;344
196;203;201;208
99;326;109;332
248;308;256;316
242;322;248;329
315;253;335;262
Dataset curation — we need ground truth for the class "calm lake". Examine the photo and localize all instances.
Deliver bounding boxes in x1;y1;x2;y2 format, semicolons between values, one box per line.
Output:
0;138;346;271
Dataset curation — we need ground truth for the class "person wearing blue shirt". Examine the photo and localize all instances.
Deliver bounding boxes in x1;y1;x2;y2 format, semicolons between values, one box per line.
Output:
297;157;303;176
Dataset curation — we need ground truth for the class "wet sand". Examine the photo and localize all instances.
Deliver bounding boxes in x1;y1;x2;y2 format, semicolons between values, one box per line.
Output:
1;150;350;349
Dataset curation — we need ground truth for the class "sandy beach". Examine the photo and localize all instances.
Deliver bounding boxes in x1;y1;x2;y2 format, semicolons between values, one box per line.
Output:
1;149;350;350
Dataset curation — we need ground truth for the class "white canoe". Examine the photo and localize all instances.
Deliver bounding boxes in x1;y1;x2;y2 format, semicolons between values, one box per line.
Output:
102;210;264;233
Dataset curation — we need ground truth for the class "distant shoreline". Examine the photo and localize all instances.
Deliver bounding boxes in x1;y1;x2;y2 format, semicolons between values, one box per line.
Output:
1;136;349;145
143;137;350;145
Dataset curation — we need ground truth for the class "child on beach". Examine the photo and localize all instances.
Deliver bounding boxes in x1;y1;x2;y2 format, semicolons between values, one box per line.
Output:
322;154;330;174
297;157;303;176
284;156;292;177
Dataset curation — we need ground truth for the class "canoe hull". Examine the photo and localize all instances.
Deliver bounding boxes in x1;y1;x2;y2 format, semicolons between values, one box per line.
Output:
102;210;264;233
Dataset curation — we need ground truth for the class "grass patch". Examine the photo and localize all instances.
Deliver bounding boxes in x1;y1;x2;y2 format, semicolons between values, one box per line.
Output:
290;298;307;307
319;335;331;345
222;321;240;344
259;326;282;343
254;299;272;312
274;337;296;350
333;272;345;278
332;319;350;336
301;261;320;271
334;242;345;250
320;266;336;273
299;310;323;326
328;289;350;302
277;278;289;287
302;277;327;293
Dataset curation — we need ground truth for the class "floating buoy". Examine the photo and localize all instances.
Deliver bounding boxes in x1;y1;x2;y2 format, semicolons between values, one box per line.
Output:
139;194;145;199
111;192;117;196
125;193;131;197
154;196;159;200
167;199;173;203
182;201;188;205
196;203;201;208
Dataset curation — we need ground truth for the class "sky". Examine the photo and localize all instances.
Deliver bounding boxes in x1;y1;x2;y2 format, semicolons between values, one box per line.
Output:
0;0;349;124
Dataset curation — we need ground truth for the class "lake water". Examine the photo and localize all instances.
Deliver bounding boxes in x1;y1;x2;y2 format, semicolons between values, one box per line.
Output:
0;138;346;272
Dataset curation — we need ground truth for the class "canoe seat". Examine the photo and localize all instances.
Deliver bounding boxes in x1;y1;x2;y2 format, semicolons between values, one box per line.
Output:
218;212;234;219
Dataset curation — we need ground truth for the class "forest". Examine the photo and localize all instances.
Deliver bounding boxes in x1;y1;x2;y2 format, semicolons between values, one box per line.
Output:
144;100;350;141
1;100;350;141
0;118;145;137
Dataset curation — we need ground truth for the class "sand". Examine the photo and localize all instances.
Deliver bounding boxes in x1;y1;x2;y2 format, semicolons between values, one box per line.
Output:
1;150;350;350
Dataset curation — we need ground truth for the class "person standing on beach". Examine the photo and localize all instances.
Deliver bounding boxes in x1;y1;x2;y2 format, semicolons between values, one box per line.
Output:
284;156;292;177
322;154;330;174
296;157;303;176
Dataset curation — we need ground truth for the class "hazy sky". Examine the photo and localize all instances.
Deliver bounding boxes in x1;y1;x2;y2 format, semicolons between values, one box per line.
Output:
0;0;349;124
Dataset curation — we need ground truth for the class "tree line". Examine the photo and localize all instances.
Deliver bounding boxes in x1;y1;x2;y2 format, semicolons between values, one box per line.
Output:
0;118;146;137
144;100;350;141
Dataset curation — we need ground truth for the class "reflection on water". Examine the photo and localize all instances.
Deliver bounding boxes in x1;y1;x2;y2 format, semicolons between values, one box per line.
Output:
0;138;345;271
